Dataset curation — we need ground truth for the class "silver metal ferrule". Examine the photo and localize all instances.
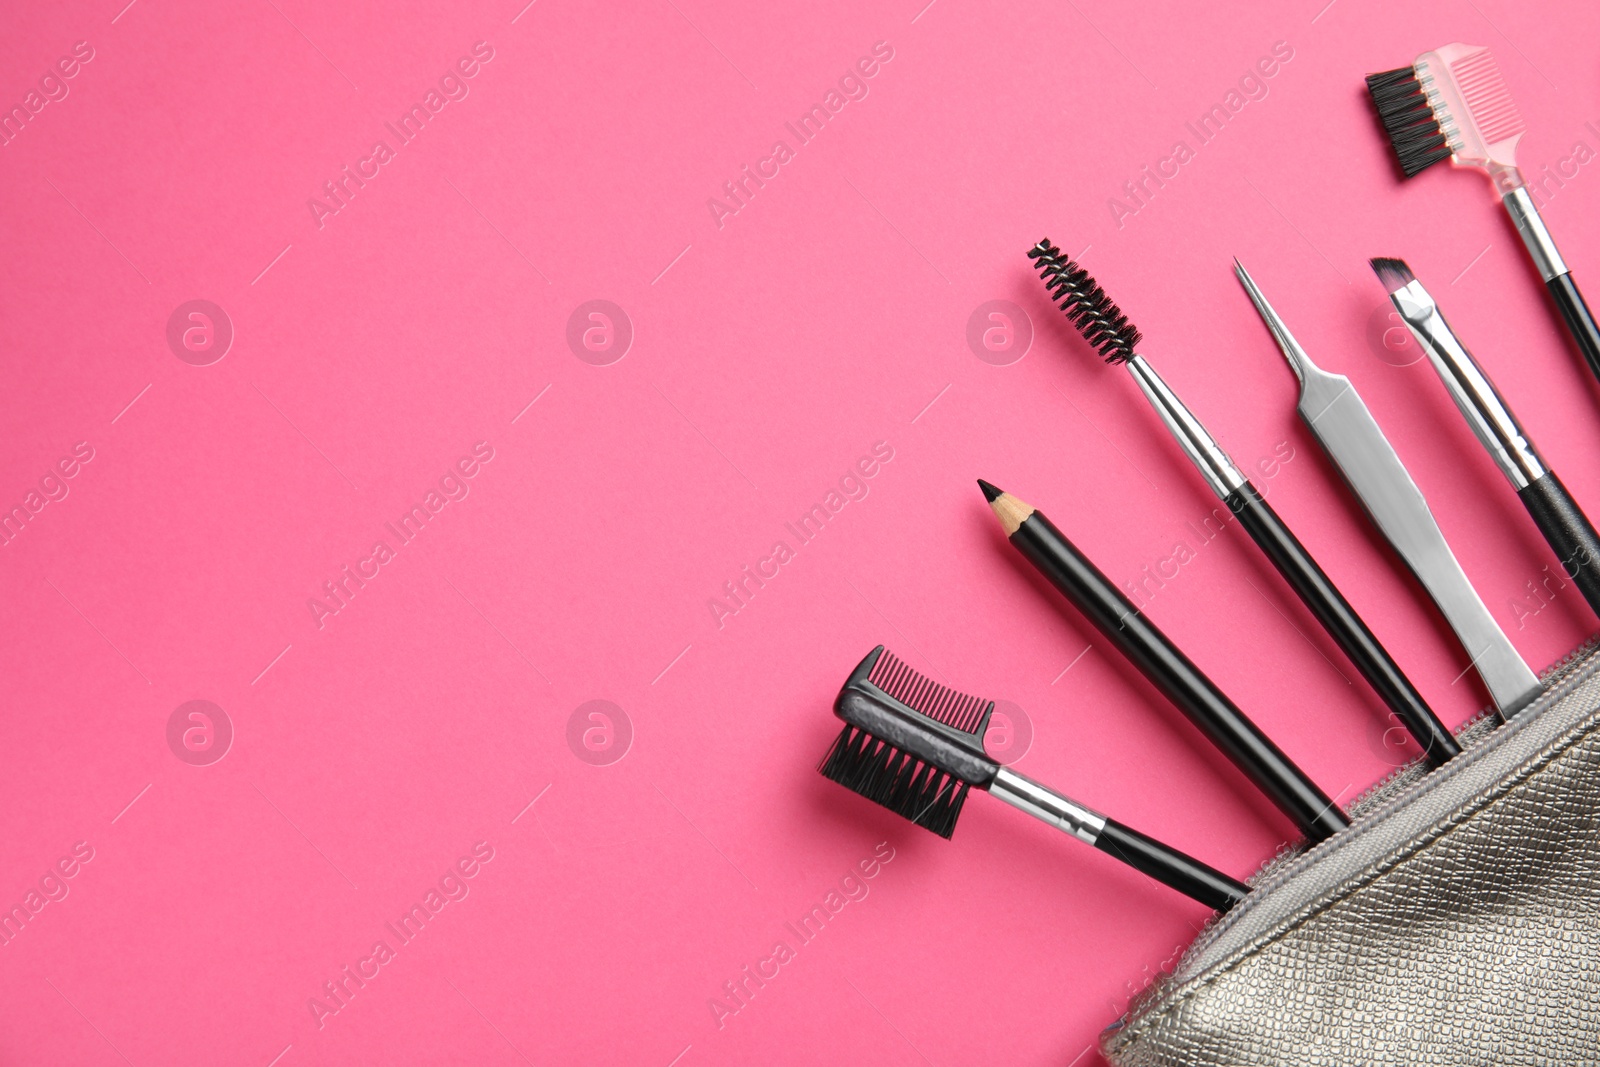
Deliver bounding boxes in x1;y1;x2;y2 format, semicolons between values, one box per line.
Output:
1388;278;1547;490
1503;187;1569;282
1125;354;1248;500
988;766;1106;845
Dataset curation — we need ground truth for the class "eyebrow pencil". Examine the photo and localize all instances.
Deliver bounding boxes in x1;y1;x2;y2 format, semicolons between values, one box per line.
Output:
1366;45;1600;391
1235;260;1543;722
819;645;1248;911
1372;256;1600;621
1027;239;1453;766
979;480;1348;842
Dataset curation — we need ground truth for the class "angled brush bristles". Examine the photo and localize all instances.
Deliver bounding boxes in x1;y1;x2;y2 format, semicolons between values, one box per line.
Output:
1369;256;1417;293
867;649;990;735
818;724;971;838
1027;238;1142;363
1364;66;1451;177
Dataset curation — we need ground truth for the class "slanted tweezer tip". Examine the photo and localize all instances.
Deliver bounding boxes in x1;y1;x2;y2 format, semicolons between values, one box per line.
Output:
1233;259;1261;294
1232;262;1315;387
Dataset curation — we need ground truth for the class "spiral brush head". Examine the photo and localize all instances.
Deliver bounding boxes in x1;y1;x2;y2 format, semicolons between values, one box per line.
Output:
1027;238;1142;364
818;647;999;840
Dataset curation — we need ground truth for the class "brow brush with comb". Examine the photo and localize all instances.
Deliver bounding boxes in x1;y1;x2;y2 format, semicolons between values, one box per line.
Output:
818;646;1248;912
1366;44;1600;391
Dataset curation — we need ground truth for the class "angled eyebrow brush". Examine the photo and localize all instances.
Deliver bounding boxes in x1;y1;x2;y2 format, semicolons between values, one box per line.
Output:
1235;260;1543;721
819;645;1248;911
979;480;1347;842
1371;256;1600;621
1026;239;1457;766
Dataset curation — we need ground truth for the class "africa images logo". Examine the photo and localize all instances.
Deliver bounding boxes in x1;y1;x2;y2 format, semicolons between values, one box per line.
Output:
166;300;233;366
705;41;895;231
306;42;496;230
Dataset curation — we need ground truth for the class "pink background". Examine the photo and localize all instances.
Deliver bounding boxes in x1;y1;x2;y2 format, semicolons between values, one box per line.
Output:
3;0;1599;1063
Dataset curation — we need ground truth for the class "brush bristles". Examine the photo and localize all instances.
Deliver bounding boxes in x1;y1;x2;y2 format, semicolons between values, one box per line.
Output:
1369;256;1417;293
818;724;971;839
1027;238;1141;363
1365;66;1451;177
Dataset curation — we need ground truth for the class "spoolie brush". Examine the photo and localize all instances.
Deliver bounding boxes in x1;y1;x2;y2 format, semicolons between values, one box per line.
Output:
818;646;1248;911
1028;241;1141;362
1026;239;1458;770
1364;45;1600;392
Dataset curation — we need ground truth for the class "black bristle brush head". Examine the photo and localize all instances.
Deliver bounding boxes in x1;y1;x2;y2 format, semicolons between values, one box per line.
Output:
1364;66;1452;178
818;727;972;838
818;647;1000;840
1026;239;1142;364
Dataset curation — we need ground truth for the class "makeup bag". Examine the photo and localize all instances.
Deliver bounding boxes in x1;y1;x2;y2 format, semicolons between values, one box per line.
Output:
1101;637;1600;1066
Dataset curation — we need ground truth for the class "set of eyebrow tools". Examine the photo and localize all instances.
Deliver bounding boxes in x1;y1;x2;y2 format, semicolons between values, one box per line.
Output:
813;43;1600;913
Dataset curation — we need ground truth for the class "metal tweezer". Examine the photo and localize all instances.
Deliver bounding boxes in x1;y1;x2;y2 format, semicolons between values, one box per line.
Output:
1234;260;1542;718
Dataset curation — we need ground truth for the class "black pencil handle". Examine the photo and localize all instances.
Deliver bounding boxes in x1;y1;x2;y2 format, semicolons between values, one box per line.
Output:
1518;470;1600;620
1013;512;1348;842
1224;482;1460;767
1546;273;1600;388
1095;818;1248;913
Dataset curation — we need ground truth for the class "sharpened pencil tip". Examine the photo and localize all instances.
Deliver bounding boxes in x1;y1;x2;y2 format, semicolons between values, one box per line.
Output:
977;479;1003;503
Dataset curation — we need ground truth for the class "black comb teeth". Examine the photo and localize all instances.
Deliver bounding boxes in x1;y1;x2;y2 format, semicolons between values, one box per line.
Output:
1027;239;1142;363
818;725;970;838
1365;66;1452;178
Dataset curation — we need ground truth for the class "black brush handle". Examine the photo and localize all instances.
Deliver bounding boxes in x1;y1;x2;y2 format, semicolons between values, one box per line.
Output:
1518;470;1600;620
1013;511;1348;841
1225;483;1459;767
1547;273;1600;389
1096;818;1247;912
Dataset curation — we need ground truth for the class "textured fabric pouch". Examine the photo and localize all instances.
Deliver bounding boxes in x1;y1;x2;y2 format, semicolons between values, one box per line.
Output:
1102;640;1600;1066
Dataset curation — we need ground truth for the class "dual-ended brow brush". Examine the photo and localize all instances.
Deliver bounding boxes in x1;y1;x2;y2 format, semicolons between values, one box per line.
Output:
979;480;1348;842
1371;257;1600;621
1235;260;1543;721
819;646;1249;912
1365;45;1600;390
1027;239;1458;767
